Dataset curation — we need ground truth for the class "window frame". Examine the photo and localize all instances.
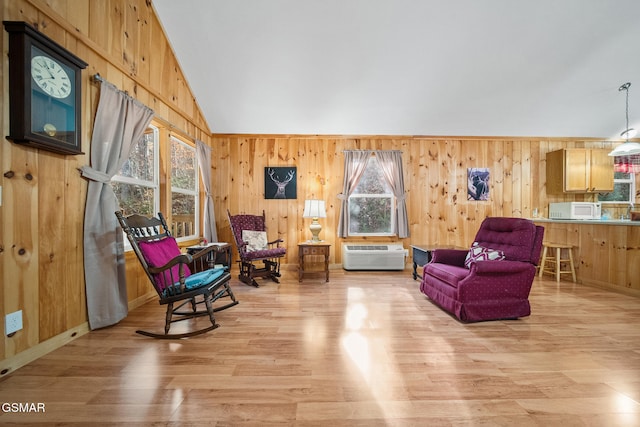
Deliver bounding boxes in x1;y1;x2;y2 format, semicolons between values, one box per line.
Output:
169;134;200;242
347;155;397;237
598;172;636;204
111;125;160;250
112;120;203;250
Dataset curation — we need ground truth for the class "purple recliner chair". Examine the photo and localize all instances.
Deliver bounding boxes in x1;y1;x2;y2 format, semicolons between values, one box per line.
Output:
420;217;544;322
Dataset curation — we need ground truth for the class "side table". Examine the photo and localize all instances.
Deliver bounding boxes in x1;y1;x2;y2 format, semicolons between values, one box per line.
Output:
185;242;231;270
410;244;462;280
298;242;331;282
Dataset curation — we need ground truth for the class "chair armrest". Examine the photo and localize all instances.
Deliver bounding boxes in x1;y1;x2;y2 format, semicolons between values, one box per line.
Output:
458;260;536;300
147;253;194;274
189;244;227;261
430;249;468;267
147;254;193;293
468;259;533;275
267;239;283;246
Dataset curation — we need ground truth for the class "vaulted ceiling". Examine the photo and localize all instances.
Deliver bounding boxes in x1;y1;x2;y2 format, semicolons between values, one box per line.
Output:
153;0;640;138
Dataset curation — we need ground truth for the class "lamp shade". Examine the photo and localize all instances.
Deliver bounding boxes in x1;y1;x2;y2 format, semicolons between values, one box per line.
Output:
303;200;326;218
608;142;640;157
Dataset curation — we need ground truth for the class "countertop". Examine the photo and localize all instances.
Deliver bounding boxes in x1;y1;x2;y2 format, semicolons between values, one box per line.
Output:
531;218;640;226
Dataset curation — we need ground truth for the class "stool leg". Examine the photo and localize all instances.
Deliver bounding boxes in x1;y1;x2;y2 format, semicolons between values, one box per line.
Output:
539;246;548;278
568;248;577;283
555;247;561;283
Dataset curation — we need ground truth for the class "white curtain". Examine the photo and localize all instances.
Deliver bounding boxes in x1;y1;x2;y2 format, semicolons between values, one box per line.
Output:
337;150;372;237
80;81;154;330
196;139;218;242
376;150;410;238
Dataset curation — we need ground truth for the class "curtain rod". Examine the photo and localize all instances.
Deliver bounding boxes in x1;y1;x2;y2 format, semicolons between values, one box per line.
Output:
342;149;403;153
91;73;200;142
91;73;130;96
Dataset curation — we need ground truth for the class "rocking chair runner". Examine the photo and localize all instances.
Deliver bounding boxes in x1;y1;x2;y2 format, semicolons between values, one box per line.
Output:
227;210;287;287
116;211;238;339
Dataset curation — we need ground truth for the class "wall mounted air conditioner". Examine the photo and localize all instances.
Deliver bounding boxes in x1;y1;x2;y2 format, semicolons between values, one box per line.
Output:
342;244;407;271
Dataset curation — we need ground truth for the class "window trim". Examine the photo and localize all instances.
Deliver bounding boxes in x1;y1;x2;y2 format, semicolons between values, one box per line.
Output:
112;121;205;250
169;134;200;242
111;125;160;250
598;172;636;204
346;155;397;237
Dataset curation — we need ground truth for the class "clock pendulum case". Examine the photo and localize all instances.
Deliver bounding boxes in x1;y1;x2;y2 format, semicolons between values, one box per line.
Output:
3;21;88;155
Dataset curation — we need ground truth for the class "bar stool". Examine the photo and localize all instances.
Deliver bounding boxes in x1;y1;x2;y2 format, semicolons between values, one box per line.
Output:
538;242;577;283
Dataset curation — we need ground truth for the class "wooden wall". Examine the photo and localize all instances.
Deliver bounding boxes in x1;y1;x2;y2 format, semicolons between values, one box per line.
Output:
212;135;635;267
1;0;211;374
2;0;638;376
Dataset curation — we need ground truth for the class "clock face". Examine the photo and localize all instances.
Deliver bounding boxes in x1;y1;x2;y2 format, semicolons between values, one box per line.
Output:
31;54;72;99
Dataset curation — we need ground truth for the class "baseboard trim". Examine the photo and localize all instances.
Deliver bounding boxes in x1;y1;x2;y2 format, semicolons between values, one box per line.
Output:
0;322;90;378
580;279;640;298
128;291;157;310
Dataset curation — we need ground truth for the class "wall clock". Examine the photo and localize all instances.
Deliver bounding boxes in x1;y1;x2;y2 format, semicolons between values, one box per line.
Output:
3;21;88;155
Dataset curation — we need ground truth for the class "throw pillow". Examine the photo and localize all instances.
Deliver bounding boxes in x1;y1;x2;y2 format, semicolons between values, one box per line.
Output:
139;236;191;290
242;230;268;252
464;242;506;268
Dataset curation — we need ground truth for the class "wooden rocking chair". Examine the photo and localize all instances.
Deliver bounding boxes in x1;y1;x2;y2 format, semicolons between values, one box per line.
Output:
227;210;287;287
116;211;238;339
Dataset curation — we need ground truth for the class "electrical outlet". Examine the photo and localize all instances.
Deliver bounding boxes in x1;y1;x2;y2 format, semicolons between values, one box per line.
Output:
5;310;23;336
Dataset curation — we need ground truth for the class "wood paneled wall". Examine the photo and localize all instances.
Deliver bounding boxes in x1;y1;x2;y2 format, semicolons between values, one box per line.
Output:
212;135;633;266
1;0;211;373
2;0;638;376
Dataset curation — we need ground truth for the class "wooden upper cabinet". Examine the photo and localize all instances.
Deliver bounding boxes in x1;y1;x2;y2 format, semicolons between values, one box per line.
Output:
546;148;614;194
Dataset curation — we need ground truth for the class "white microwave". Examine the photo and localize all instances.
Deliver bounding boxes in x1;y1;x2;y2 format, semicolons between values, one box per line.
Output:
549;202;602;220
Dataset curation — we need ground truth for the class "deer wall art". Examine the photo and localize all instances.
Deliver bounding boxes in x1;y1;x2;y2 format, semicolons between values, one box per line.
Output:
264;167;297;199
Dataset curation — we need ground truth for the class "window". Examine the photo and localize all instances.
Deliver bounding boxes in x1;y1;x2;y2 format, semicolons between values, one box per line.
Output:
170;135;199;240
111;126;159;217
598;172;636;204
348;156;395;236
111;122;201;246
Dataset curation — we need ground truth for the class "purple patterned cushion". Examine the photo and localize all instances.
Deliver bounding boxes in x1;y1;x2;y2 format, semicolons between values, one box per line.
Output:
243;247;287;260
464;242;505;269
139;237;191;291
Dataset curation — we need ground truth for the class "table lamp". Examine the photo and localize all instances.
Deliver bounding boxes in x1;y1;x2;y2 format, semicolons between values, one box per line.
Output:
302;200;327;242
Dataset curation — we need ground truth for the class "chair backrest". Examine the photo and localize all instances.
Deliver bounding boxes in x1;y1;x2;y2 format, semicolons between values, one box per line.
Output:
472;217;544;265
115;211;190;294
227;210;267;254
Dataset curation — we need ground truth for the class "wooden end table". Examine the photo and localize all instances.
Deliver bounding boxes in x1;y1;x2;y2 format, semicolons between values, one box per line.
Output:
410;244;463;280
298;242;331;282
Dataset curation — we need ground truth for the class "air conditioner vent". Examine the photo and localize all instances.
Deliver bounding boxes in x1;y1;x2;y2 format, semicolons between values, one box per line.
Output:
345;245;389;251
342;244;407;270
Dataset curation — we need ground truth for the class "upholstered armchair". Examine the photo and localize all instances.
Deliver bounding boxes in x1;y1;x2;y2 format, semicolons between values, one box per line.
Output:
420;217;544;322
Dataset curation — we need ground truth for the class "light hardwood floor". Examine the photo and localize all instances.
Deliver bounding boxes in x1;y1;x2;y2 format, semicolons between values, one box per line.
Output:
1;269;639;426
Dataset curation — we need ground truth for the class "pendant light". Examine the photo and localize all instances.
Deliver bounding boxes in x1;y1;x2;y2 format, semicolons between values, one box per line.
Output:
609;82;640;156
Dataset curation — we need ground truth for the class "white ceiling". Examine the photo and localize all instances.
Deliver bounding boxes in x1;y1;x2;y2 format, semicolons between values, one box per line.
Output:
153;0;640;138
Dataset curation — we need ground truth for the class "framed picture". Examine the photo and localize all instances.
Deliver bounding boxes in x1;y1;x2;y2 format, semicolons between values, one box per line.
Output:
467;168;490;201
265;167;297;199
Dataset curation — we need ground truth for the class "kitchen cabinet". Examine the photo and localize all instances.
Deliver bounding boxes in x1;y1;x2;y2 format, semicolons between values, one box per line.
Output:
546;148;614;193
